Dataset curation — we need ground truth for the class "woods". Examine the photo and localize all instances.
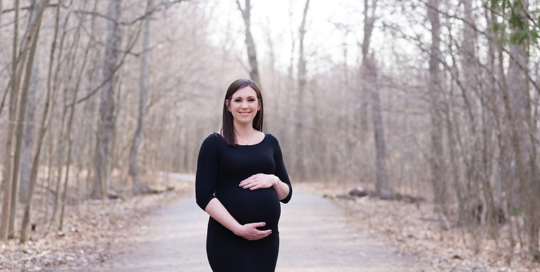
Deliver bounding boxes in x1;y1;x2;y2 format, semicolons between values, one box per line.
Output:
0;0;540;269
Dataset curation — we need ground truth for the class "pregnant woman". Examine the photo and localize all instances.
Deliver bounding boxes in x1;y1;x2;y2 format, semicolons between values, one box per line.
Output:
195;79;293;272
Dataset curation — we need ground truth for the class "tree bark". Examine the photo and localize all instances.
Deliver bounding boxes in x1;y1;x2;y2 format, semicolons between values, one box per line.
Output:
93;0;122;200
48;11;82;233
359;0;389;196
367;55;389;195
236;0;261;86
19;44;39;202
0;0;20;241
0;0;2;33
294;0;310;180
8;0;49;238
499;52;530;253
129;0;151;194
20;0;60;243
427;0;447;215
59;0;93;231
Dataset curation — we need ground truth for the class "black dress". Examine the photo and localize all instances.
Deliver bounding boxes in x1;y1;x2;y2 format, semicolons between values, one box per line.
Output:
195;133;292;272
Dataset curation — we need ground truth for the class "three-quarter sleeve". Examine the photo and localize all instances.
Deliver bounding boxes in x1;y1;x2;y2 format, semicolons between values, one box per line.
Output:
196;134;219;210
272;136;293;203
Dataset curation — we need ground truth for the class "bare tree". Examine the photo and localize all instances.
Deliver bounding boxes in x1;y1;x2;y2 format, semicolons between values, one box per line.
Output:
427;0;447;215
93;0;123;200
20;0;63;243
129;0;152;194
236;0;261;86
294;0;310;180
0;0;20;241
359;0;390;196
19;46;39;201
8;0;50;238
59;0;95;231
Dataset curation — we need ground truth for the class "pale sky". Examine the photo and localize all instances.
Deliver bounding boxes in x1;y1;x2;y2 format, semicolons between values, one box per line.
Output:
206;0;369;75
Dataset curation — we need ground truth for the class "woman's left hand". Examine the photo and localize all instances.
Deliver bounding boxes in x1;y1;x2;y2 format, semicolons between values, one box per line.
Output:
239;174;278;191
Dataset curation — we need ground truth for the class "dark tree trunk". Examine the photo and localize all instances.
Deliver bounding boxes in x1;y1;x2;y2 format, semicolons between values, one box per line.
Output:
236;0;261;86
129;0;152;194
359;0;389;196
8;0;49;239
20;0;60;243
427;0;447;215
93;0;122;200
0;0;20;241
294;0;310;180
19;47;39;202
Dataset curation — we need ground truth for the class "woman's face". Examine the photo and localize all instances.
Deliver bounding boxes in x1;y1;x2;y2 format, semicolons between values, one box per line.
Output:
226;86;260;125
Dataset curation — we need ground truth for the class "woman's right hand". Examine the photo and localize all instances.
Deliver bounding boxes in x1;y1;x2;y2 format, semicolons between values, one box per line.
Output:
233;222;272;241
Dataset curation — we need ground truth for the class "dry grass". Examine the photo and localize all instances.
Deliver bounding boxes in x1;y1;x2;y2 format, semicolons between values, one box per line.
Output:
297;181;539;272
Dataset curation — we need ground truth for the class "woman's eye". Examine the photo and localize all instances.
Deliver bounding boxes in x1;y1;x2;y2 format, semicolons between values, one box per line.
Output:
235;99;241;102
248;99;255;102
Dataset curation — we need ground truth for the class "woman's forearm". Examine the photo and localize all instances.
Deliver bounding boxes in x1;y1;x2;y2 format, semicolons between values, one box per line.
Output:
205;198;242;234
205;198;272;240
273;176;290;200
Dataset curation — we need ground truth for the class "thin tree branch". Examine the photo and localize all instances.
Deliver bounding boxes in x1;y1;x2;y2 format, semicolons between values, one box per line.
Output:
2;3;58;13
72;0;185;26
70;20;144;106
413;1;540;101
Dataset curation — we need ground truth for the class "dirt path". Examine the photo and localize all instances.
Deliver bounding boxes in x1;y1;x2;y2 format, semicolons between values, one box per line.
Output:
95;189;427;271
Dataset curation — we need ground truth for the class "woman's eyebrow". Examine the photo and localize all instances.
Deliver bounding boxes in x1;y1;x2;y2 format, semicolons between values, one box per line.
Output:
232;96;257;99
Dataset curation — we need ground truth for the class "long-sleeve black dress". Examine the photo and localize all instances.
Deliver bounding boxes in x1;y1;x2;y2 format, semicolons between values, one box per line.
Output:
195;133;292;272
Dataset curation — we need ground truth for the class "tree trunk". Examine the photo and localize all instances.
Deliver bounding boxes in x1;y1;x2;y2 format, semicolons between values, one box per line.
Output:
496;43;530;255
294;0;310;180
19;45;39;202
93;0;122;200
524;62;540;260
59;0;93;231
367;56;389;195
519;2;540;260
8;0;48;238
48;6;84;232
0;0;2;34
427;0;447;215
359;0;388;196
129;0;151;194
0;0;20;241
20;0;59;243
441;90;465;224
236;0;261;86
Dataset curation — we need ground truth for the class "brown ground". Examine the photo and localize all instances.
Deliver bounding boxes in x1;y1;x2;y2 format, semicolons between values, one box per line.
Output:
297;182;539;272
93;179;427;272
0;180;192;272
4;176;538;271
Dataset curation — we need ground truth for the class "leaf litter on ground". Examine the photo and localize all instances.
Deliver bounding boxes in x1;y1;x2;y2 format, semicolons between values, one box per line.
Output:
0;180;193;272
296;182;539;272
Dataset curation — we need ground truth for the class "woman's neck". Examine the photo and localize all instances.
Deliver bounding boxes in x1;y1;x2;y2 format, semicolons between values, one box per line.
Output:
234;120;255;139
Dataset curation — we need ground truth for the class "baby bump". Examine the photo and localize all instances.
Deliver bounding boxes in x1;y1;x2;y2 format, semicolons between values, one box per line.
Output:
220;188;281;230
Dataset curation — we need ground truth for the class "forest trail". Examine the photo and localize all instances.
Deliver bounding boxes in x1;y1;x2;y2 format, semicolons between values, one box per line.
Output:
95;179;426;272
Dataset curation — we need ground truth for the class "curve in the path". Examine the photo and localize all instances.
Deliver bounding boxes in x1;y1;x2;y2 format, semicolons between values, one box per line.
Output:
97;190;424;272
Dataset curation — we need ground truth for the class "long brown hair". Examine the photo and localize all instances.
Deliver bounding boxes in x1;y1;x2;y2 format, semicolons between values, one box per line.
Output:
221;79;264;146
